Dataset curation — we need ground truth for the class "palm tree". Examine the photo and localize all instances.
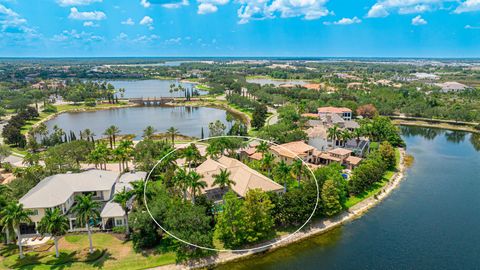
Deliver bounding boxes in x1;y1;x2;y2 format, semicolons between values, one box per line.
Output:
71;194;100;254
327;125;341;147
188;171;206;205
213;169;235;192
261;152;275;177
22;152;39;166
114;140;134;171
0;144;11;168
142;126;157;139
341;129;352;147
104;125;121;149
182;143;201;170
88;143;110;170
82;129;94;142
291;159;305;187
275;160;291;193
206;143;221;160
37;208;69;258
129;180;154;207
0;202;32;258
113;187;133;236
173;168;189;200
352;128;363;147
166;127;180;145
255;141;269;154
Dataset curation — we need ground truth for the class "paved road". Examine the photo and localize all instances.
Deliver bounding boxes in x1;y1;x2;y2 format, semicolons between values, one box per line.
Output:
266;106;279;125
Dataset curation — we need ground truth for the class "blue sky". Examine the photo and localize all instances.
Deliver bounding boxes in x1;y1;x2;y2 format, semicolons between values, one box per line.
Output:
0;0;480;57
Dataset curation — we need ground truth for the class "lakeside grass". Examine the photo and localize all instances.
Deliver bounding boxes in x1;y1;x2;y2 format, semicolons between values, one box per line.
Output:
0;233;176;270
345;148;401;208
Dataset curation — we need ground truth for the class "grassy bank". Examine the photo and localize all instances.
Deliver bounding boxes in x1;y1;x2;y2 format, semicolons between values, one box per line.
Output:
0;233;176;270
345;148;401;208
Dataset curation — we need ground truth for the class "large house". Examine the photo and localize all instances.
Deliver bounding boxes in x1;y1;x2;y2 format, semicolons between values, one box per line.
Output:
19;170;146;235
196;156;284;201
317;106;352;121
270;141;315;164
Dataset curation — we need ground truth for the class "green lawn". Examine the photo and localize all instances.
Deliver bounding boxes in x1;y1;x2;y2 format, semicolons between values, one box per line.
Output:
0;233;176;270
345;148;401;208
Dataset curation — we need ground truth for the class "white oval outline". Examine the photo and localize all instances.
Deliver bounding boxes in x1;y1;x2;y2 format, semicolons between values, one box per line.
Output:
144;135;319;253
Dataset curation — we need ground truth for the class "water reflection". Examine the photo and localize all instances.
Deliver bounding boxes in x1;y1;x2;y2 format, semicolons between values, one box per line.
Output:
400;126;478;150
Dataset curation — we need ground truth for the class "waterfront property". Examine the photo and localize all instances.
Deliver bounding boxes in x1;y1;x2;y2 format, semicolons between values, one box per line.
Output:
270;141;316;164
18;170;146;234
196;156;284;201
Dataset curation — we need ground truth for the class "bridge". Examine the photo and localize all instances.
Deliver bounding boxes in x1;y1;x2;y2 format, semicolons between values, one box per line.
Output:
128;97;179;106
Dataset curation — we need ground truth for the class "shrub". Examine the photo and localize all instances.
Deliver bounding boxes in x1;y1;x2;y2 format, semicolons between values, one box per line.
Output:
42;104;58;113
85;98;97;107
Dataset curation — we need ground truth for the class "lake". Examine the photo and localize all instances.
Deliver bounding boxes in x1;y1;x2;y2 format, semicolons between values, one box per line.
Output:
246;78;308;86
216;126;480;270
44;106;236;140
107;79;206;98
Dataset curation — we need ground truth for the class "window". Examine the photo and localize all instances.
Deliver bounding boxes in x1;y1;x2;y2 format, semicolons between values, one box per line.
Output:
115;219;124;226
31;210;38;216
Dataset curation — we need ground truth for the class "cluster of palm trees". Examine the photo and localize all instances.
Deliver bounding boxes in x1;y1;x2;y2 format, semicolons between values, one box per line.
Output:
327;125;365;148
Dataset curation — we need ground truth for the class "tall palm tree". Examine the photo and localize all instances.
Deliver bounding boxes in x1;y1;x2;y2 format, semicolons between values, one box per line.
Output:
114;140;134;171
88;143;110;170
275;160;291;193
341;129;352;147
188;171;206;205
261;152;275;177
37;208;69;258
212;169;235;192
103;125;121;149
291;159;305;187
142;126;157;139
0;203;32;258
71;194;100;254
82;129;94;142
113;187;133;236
173;168;189;201
327;125;341;147
255;141;269;154
206;143;221;160
166;127;180;145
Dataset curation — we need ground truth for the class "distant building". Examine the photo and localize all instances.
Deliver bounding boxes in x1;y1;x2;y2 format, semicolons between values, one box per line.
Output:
317;106;352;121
434;81;469;92
413;72;440;80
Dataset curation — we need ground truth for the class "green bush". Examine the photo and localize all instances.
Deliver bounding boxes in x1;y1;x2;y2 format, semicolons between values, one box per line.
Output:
85;98;97;107
112;226;126;234
42;104;57;113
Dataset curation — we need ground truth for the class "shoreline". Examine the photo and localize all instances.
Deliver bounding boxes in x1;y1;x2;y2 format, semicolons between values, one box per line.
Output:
153;148;407;270
392;119;480;134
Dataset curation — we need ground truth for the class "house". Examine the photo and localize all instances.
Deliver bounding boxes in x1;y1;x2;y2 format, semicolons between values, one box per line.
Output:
100;171;147;230
18;170;147;235
314;148;363;169
195;156;284;202
317;107;352;121
270;141;315;164
239;147;263;161
434;81;469;92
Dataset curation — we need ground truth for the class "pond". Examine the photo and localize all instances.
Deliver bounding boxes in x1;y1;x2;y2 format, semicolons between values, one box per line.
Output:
216;126;480;270
44;106;237;140
246;78;308;86
107;79;207;98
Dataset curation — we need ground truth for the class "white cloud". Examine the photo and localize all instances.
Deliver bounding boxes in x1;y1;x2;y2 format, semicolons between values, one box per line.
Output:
366;0;455;18
411;15;427;25
163;0;189;8
0;4;37;37
51;29;104;43
237;0;330;24
57;0;102;7
68;7;106;20
140;0;151;8
454;0;480;13
324;16;361;25
121;18;135;25
164;37;182;45
465;24;480;29
83;21;99;27
198;3;218;14
115;32;128;41
139;16;154;29
367;3;389;17
132;34;159;43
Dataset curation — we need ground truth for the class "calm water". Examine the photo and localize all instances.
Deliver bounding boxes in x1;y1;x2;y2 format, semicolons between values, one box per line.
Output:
246;78;308;86
107;79;206;98
44;106;233;140
217;127;480;270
